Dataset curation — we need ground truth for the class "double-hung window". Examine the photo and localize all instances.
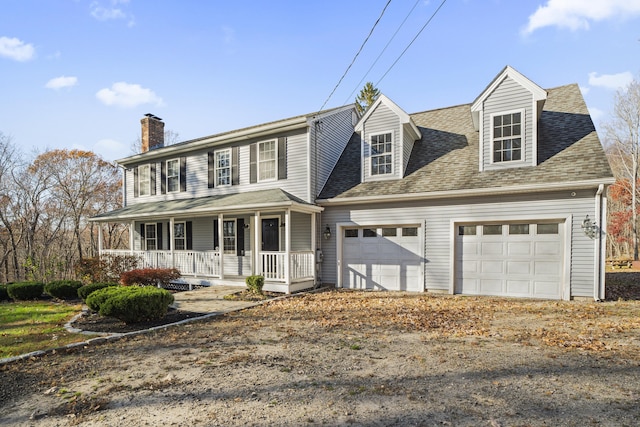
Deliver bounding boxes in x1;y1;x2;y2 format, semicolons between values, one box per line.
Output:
139;164;151;196
166;159;180;192
223;220;236;254
174;222;186;250
370;132;393;175
492;111;522;163
258;140;276;181
145;223;157;250
216;149;231;186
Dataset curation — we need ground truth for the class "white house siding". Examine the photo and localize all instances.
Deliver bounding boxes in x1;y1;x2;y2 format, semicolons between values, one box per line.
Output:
482;76;534;170
362;103;402;181
124;129;310;206
291;211;312;251
312;108;356;199
402;127;415;177
320;189;600;298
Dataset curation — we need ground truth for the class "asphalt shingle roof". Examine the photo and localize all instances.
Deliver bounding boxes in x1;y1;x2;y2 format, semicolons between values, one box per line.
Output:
318;84;613;200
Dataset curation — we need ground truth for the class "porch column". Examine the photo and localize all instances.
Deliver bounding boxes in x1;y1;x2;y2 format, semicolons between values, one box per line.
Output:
285;209;291;289
169;217;175;269
97;223;103;255
129;220;135;254
255;211;261;277
311;212;317;285
218;213;225;280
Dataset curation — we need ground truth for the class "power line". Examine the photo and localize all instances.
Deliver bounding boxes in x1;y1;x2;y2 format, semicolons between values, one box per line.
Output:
343;0;421;106
375;0;448;87
317;0;392;113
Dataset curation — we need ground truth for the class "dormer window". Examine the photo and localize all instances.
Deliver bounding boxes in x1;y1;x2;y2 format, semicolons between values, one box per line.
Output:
492;111;523;163
371;132;393;175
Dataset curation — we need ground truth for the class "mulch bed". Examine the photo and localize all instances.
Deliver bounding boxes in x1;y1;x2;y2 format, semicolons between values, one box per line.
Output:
71;308;206;334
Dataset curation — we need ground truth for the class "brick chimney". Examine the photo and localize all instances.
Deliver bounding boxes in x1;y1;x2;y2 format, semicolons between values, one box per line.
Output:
140;114;164;152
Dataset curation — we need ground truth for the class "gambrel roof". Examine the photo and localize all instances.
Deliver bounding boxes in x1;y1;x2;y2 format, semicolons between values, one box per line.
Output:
318;84;613;202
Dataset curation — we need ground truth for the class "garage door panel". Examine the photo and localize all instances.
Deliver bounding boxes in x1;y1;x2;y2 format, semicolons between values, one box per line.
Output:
534;261;561;275
535;241;561;256
506;280;531;295
508;242;532;255
481;242;504;255
534;281;561;298
480;279;503;293
507;261;531;274
481;260;503;274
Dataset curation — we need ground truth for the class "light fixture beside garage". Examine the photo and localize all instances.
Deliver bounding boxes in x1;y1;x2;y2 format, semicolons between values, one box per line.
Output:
581;215;598;239
323;225;331;239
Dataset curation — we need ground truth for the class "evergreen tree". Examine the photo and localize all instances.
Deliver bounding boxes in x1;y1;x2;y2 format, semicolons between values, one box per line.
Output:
355;82;380;115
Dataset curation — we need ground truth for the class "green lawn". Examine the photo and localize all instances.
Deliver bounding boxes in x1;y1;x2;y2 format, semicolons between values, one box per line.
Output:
0;301;85;359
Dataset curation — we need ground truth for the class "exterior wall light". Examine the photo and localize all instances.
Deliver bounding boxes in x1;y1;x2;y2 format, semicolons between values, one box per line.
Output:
581;215;598;239
323;225;331;240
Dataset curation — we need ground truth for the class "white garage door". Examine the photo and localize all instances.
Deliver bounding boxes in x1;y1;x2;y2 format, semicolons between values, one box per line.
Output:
342;226;423;292
455;222;564;299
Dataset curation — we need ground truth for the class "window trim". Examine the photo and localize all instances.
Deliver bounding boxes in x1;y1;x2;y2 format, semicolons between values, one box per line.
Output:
257;139;277;182
215;148;232;187
490;109;525;165
369;131;394;177
138;164;151;196
166;158;180;193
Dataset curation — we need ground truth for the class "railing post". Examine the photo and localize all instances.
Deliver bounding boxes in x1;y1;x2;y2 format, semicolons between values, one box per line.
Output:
285;209;291;286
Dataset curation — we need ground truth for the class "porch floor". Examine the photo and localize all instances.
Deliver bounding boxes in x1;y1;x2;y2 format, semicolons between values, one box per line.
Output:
171;285;262;314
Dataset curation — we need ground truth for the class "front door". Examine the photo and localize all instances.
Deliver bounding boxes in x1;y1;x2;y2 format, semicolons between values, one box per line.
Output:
262;218;279;251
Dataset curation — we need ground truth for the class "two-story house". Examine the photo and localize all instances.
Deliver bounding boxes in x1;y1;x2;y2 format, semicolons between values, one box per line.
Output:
92;66;614;299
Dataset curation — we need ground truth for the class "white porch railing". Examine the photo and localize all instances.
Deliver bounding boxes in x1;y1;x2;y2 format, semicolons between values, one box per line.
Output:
101;249;221;278
260;250;314;282
101;249;313;282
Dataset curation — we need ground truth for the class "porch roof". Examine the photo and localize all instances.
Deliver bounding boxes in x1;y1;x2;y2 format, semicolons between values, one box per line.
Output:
90;189;322;222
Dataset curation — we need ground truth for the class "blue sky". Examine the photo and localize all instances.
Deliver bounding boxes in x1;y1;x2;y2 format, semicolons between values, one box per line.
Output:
1;0;639;162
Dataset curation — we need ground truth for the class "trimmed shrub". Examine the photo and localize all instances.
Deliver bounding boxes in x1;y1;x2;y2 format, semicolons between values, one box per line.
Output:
76;255;140;283
246;275;264;294
78;282;119;301
96;286;174;324
44;280;84;300
7;281;45;301
0;284;9;301
120;268;181;287
85;286;124;312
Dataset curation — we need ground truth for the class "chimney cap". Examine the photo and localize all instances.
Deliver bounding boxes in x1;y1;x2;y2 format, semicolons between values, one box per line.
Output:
144;113;163;121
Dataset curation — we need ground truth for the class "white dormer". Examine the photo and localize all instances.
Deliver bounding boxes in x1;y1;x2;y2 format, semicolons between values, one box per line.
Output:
355;94;421;183
471;66;547;172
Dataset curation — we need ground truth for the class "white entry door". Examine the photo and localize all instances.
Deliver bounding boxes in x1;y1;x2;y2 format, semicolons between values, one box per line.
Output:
342;226;422;292
455;222;563;299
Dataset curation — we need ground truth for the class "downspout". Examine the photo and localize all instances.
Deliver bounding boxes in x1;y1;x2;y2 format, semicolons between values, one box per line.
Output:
594;184;605;301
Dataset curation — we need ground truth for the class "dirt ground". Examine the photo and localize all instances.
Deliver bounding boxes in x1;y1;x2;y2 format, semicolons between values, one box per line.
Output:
1;281;639;427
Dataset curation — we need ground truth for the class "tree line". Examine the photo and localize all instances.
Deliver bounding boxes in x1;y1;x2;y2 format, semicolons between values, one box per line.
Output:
0;134;125;283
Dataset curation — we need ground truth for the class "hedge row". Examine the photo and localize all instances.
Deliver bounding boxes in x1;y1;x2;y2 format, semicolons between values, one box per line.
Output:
86;286;174;324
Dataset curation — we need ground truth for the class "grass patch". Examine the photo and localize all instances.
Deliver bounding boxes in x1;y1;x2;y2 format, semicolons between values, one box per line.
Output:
0;301;85;359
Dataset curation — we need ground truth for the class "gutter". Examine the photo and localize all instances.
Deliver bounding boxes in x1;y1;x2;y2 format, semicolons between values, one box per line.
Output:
317;178;616;206
594;184;605;301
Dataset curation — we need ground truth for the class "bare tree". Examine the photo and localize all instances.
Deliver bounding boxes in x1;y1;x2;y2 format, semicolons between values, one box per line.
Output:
130;129;181;154
605;77;640;260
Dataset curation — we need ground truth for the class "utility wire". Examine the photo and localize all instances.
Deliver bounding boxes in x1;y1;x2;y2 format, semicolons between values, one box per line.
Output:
317;0;392;113
343;0;421;106
375;0;448;87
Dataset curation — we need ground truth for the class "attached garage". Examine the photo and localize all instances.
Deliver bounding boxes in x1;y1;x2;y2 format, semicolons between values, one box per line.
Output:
455;222;565;299
341;225;423;292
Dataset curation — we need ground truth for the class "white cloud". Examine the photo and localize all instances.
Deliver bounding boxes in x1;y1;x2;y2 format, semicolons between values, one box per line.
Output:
0;36;35;61
579;85;590;96
90;0;135;26
523;0;640;34
588;106;605;121
96;82;164;108
91;139;129;162
45;76;78;90
588;71;633;90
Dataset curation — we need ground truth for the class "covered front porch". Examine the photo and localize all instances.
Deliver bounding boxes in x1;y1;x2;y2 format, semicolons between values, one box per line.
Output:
91;189;323;294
